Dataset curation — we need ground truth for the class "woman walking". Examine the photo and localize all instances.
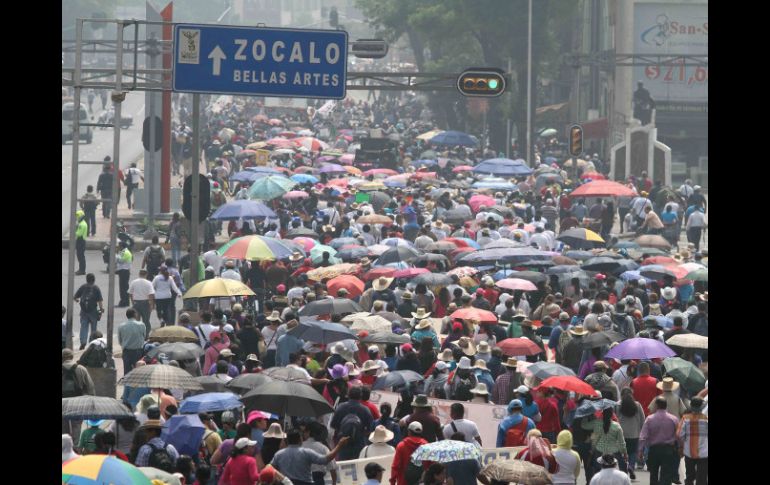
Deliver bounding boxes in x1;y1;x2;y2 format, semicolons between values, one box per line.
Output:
152;265;180;326
617;388;646;480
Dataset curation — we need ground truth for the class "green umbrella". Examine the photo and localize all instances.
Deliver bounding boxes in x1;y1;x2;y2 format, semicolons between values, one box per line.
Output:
662;357;706;394
685;268;708;281
247;175;297;200
310;244;341;265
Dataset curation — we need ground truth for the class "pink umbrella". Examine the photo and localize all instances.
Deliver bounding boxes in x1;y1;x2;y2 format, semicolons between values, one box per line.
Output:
393;268;430;279
293;166;316;174
363;168;399;177
452;165;474;173
292;237;317;252
293;137;329;152
496;278;538;291
469;194;496;213
411;171;437;180
283;190;309;200
268;118;283;126
327;178;349;188
339;153;355;164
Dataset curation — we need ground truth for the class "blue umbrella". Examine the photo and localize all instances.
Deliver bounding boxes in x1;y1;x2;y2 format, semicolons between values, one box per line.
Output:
429;130;478;147
381;238;415;248
384;178;407;188
574;399;617;418
245;166;282;175
288;318;359;344
619;270;642;281
230;170;263;183
179;392;242;414
290;173;319;184
329;237;360;250
493;269;516;281
161;414;206;456
210;200;277;221
472;180;517;190
412;159;437;167
472;158;533;176
247;175;297;200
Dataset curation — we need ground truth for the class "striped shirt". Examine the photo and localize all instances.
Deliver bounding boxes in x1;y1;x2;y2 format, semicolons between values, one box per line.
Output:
492;370;520;405
677;413;708;458
584;420;627;455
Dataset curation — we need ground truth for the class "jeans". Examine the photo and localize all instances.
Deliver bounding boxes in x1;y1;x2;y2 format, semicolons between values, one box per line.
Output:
575;441;594;483
126;183;138;209
76;238;87;273
170;238;182;266
312;471;325;485
684;456;707;485
85;209;97;236
625;438;640;470
122;348;143;375
101;193;112;217
687;227;703;251
156;298;175;326
117;269;130;306
133;300;152;336
648;444;677;485
79;311;100;346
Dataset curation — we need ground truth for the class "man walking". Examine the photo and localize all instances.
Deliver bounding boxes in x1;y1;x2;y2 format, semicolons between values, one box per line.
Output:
677;397;708;485
639;396;680;485
96;162;114;218
118;308;146;375
74;210;88;275
62;348;96;444
116;241;133;307
73;273;104;350
79;185;98;237
128;269;155;336
124;162;143;210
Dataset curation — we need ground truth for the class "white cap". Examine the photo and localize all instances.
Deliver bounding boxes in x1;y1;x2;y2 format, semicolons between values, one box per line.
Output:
638;278;647;286
368;345;380;353
223;324;234;333
515;385;530;394
408;421;423;433
435;361;448;371
693;185;702;190
235;437;257;449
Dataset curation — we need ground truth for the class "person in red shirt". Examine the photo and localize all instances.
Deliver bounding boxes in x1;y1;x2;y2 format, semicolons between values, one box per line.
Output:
534;388;561;443
390;421;429;485
290;258;314;279
361;387;381;420
481;279;500;308
630;361;660;416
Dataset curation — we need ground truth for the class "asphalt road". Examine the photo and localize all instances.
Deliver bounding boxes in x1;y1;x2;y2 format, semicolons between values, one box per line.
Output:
62;91;146;237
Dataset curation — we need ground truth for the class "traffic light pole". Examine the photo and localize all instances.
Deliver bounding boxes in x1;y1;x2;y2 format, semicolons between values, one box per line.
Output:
190;93;201;287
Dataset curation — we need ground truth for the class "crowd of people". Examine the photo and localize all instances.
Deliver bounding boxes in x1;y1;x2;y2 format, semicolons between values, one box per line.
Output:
63;93;707;485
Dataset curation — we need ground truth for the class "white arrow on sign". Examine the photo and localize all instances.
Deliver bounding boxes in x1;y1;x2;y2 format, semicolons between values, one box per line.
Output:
208;45;226;76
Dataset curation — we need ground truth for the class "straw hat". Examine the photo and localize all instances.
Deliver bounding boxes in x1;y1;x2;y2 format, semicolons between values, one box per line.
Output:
433;219;445;229
362;360;381;373
415;319;432;330
411;307;432;319
411;394;432;408
263;423;287;439
454;337;477;356
502;357;518;368
359;257;371;267
402;291;413;300
322;224;334;233
139;419;163;431
286;319;299;330
345;362;361;377
290;251;304;262
657;377;680;392
477;341;491;354
470;383;489;395
438;349;454;362
569;325;589;336
369;425;395;444
373;276;395;291
474;359;489;371
266;311;282;322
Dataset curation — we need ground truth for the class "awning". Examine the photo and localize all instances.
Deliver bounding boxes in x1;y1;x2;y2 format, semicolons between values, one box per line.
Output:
582;117;609;140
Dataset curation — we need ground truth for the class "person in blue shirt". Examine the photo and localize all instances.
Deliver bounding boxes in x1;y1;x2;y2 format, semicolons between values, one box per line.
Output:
276;319;304;367
514;386;542;422
496;399;537;447
548;312;572;361
660;204;679;247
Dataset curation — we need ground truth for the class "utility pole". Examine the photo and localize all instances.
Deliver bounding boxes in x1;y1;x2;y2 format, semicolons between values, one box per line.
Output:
190;93;201;287
506;57;512;159
526;0;533;167
145;34;160;239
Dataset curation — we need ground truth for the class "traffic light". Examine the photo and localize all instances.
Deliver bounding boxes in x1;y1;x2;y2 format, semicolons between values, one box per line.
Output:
182;174;211;223
329;7;339;28
457;68;507;97
569;124;583;157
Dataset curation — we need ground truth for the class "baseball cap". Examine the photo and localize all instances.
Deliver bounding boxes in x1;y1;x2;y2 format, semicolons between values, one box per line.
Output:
508;399;523;411
435;361;448;371
223;324;234;333
515;385;529;394
559;312;570;321
219;348;234;358
368;345;380;353
408;421;423;433
235;437;257;449
401;343;414;353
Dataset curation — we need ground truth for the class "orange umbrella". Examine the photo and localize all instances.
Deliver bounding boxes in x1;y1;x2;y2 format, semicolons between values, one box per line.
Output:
570;180;636;197
326;275;365;298
344;166;363;176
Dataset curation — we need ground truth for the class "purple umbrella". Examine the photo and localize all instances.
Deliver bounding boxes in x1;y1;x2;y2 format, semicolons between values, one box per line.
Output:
319;163;346;174
604;338;676;360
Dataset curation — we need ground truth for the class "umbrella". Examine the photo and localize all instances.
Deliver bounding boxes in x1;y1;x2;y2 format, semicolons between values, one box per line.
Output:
363;168;399;176
229;170;263;183
382;238;415;248
289;318;359;344
383;176;408;188
417;129;444;141
447;266;479;278
570;180;635;197
119;364;203;390
319;163;347;174
378;246;422;265
450;308;498;323
162;414;206;456
290;173;319;184
452;165;474;173
138;468;182;485
581;330;628;349
506;271;548;284
289;237;317;253
429;130;477;147
412;159;437;167
497;338;543;356
350;315;394;333
581;256;625;272
146;342;204;361
293;136;329;152
558;228;605;249
443;207;473;224
472;158;533;176
183;278;256;299
226;373;274;393
413;253;449;265
580;172;607;181
496;278;537;291
364;267;397;281
62;455;152;485
468;194;496;213
564;250;594;261
283;190;310;200
326;275;365;298
372;370;424;390
639;264;689;280
641;256;677;266
459;248;551;265
285;226;321;239
412;272;453;286
247;175;297;200
361;333;412;345
357;214;393;225
147;326;199;343
485;239;526;250
684;268;708;281
546;264;581;274
604;338;676;360
179;392;242;414
262;366;312;382
298;298;363;316
619;270;642;281
336;247;370;262
218;235;297;261
329;237;360;250
526;362;576;379
662;357;707;393
356;181;387;191
480;460;552;485
306;263;361;281
194;375;232;393
665;333;708;349
240;381;333;417
393;267;430;279
411;440;482;465
420;149;438;159
536;376;598;396
472;179;517;191
574;398;618;418
425;241;459;252
62;396;134;420
246;166;284;175
635;234;672;250
310;244;340;265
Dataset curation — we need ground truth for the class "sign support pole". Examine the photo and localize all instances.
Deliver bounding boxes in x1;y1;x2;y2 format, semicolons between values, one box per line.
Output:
190;93;201;287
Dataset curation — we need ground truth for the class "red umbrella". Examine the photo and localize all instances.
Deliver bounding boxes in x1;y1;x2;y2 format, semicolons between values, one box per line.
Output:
444;237;472;248
363;168;399;177
452;165;474;173
327;275;365;299
268;118;284;126
450;308;498;323
364;267;397;281
411;171;437;180
469;194;496;213
293;166;315;174
495;278;537;291
393;268;430;279
641;256;677;266
535;376;599;396
497;338;543;356
570;180;636;197
580;172;606;180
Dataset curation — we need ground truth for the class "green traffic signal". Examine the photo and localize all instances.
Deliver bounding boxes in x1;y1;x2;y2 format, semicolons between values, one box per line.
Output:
488;79;499;89
457;69;506;97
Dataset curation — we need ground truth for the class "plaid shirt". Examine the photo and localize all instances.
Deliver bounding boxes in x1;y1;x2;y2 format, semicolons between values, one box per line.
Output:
585;420;627;455
678;413;708;458
491;370;520;405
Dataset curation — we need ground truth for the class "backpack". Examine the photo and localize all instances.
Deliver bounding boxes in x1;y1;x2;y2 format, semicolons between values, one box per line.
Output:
339;413;362;444
80;285;99;313
148;443;175;473
404;461;424;484
504;417;530;447
147;246;164;272
199;431;215;465
79;344;109;368
62;364;83;398
557;331;573;361
453;377;474;402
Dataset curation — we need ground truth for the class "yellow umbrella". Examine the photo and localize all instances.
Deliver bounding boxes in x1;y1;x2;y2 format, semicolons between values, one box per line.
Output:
148;326;199;343
355;181;386;191
183;277;256;299
417;129;444;141
246;141;268;150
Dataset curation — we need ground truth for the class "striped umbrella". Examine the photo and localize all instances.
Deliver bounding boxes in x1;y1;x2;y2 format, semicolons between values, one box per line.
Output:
218;235;297;261
63;455;152;485
62;396;134;420
557;228;606;249
119;364;203;390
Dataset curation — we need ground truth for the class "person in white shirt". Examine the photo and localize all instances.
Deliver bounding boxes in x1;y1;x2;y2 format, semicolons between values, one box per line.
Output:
194;311;219;348
202;249;223;275
128;269;155;335
630;195;652;228
152;266;181;326
678;179;694;200
220;260;241;281
589;454;631;485
360;425;396;458
686;208;707;251
124;163;144;209
442;403;482;446
529;227;551;251
431;220;448;240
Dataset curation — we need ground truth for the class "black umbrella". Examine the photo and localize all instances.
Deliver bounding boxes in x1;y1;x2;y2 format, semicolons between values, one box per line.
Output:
413;253;449;265
226;373;274;393
581;257;625;272
298;298;363;316
62;396;134;420
507;271;548;284
412;272;453;286
377;246;422;265
262;366;314;382
146;342;204;361
240;381;333;417
515;259;555;268
546;264;581;274
557;228;606;250
526;362;576;380
361;333;412;345
193;375;233;394
574;398;618;418
556;271;591;288
582;330;628;349
564;250;594;261
288;318;359;344
372;370;424;390
610;259;640;275
487;205;514;218
285;227;320;239
336;247;371;262
368;191;392;210
443;207;473;224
